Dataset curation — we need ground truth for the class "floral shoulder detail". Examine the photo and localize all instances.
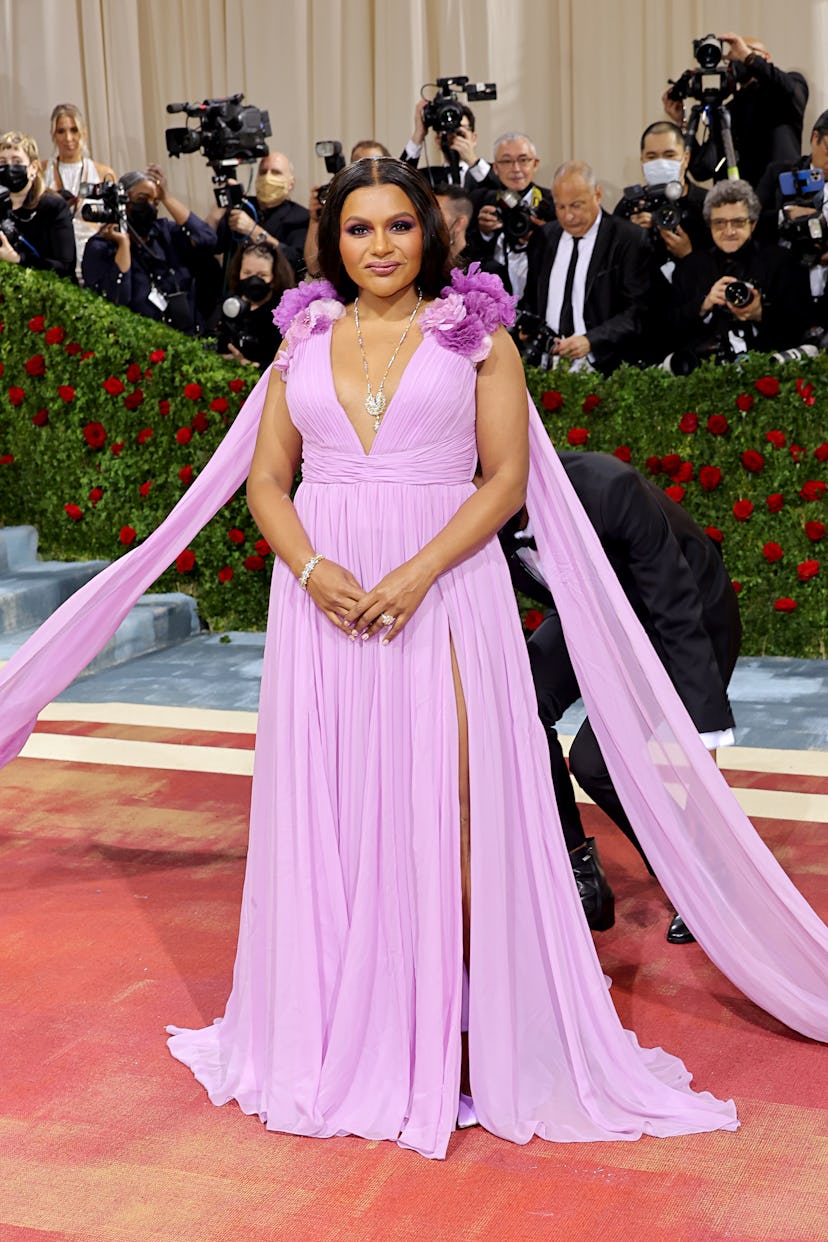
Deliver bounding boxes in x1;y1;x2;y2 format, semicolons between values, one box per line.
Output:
419;263;517;364
272;280;346;377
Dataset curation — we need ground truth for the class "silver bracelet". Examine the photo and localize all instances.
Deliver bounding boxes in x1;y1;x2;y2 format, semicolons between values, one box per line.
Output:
298;553;325;590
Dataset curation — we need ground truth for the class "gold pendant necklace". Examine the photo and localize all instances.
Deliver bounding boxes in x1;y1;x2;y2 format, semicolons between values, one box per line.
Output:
354;290;423;431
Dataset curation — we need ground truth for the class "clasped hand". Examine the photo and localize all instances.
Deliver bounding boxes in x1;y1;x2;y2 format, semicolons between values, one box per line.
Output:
307;557;433;643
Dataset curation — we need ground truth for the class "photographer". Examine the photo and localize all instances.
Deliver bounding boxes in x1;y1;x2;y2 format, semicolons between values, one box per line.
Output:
667;179;810;365
210;151;309;276
82;165;218;335
0;131;76;278
210;239;294;370
304;140;390;277
42;103;117;279
466;132;552;301
614;122;707;270
401;98;488;189
665;33;807;186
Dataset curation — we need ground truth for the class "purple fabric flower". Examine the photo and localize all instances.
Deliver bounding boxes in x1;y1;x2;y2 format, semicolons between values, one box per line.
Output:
446;262;517;331
420;263;515;362
272;279;343;334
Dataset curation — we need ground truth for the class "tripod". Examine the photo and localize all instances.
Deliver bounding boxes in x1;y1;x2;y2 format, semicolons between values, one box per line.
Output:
684;94;740;182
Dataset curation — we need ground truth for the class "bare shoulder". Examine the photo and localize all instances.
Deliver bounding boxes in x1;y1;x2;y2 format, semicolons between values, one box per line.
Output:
477;325;525;382
96;162;117;184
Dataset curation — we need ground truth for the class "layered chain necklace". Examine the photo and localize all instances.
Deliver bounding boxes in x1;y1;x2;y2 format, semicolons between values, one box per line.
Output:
354;289;423;431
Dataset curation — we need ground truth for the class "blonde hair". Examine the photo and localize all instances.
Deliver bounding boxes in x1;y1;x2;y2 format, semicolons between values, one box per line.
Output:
0;131;44;207
50;103;89;155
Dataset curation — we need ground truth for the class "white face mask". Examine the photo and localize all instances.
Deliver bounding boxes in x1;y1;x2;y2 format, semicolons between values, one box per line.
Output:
642;158;683;187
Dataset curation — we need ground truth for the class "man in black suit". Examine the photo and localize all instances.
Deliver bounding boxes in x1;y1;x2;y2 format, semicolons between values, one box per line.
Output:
210;150;310;276
502;451;742;943
523;161;653;373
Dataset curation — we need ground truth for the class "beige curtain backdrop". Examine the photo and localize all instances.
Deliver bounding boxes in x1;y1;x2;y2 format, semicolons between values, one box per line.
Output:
2;0;826;219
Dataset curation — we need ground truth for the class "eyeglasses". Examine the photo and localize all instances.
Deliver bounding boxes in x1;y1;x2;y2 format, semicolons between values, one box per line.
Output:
494;156;536;169
710;216;751;231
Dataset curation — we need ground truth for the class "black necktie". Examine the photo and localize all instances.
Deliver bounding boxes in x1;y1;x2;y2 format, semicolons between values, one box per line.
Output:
558;237;580;338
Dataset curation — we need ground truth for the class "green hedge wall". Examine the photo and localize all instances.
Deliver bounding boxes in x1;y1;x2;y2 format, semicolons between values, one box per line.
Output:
1;267;826;654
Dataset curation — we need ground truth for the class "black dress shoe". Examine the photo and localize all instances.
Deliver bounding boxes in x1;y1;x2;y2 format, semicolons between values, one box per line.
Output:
570;837;615;931
666;913;696;944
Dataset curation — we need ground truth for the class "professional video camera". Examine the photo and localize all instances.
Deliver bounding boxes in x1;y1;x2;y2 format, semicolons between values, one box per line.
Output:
512;309;559;370
778;167;828;267
315;140;346;205
421;75;497;135
165;93;272;208
79;180;129;232
666;36;739;181
0;186;20;248
615;180;684;232
666;35;736;109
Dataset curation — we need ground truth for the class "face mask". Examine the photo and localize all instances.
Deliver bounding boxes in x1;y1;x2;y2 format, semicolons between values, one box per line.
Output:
128;201;158;233
237;275;271;302
642;158;683;187
256;172;290;206
0;164;30;193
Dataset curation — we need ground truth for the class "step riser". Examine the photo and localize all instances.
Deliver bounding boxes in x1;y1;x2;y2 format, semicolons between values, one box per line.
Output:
0;565;109;634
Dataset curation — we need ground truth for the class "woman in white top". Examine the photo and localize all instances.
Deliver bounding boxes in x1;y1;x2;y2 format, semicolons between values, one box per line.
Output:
42;102;116;278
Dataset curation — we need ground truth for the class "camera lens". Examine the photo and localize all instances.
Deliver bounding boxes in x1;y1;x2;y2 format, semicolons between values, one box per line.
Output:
724;280;753;308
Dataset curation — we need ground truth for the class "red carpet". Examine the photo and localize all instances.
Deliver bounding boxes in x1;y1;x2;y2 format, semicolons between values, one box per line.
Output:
1;714;826;1242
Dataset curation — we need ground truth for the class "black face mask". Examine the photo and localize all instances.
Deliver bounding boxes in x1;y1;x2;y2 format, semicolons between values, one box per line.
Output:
128;201;158;234
0;164;30;193
237;275;272;302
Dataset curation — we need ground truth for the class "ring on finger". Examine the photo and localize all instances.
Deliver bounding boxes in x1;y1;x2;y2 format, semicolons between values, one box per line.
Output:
379;613;396;627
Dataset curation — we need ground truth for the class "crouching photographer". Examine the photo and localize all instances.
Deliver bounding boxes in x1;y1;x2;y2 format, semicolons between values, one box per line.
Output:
209;239;295;369
665;180;810;373
82;165;218;335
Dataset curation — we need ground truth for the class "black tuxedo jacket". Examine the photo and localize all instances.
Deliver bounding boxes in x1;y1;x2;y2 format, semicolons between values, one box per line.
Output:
523;212;653;373
504;451;741;732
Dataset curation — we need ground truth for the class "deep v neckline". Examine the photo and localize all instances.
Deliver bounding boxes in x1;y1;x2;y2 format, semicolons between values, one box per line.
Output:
326;324;429;458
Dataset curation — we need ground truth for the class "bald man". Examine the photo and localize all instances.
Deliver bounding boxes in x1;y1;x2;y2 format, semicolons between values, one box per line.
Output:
211;150;310;274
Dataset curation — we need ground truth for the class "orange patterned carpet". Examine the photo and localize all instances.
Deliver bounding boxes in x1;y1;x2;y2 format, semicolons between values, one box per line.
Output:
1;710;826;1242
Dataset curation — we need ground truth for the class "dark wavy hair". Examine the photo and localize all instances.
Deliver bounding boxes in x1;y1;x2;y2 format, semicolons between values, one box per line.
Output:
316;157;451;300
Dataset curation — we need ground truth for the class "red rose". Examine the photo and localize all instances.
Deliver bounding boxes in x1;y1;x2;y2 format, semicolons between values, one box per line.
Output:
137;427;154;445
25;354;46;377
645;455;661;475
126;362;142;384
740;449;764;474
707;414;729;435
64;503;83;521
735;393;754;412
765;430;786;449
796;378;816;404
158;399;171;416
254;538;271;556
523;609;544;631
83;421;107;449
732;580;742;594
754;376;780;397
800;480;827;502
797;559;819;582
0;454;15;465
774;597;797;613
698;465;722;492
804;521;825;542
762;542;784;563
192;411;209;433
178;465;194;485
176;549;196;573
814;443;828;462
581;394;601;414
103;376;125;396
119;526;136;546
8;386;25;406
660;453;681;475
705;526;723;543
228;378;245;394
765;492;784;513
88;486;104;506
110;441;125;456
218;565;234;583
139;480;153;497
789;444;805;461
149;349;166;364
664;484;685;503
228;528;245;545
678;412;698;433
183;382;202;401
674;461;694;483
210;397;230;414
732;499;754;521
612;445;632;462
57;385;75;402
32;408;48;427
244;554;266;572
176;426;193;445
81;350;95;360
64;342;81;356
541;390;564;411
28;315;46;332
0;361;3;376
124;389;144;411
44;326;65;345
567;427;589;445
